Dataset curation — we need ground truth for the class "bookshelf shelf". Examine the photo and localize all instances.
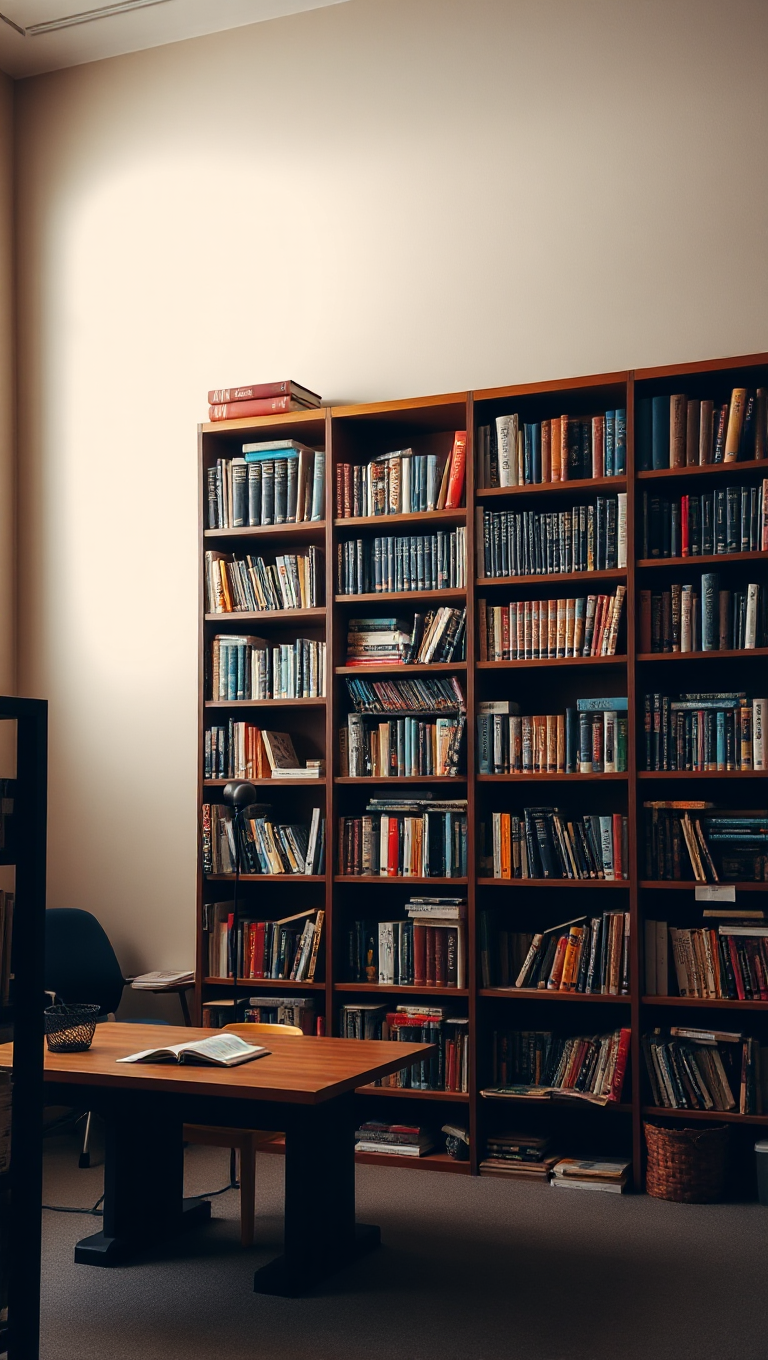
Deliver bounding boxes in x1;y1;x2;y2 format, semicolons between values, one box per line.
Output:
205;874;326;884
476;475;627;499
356;1086;470;1102
480;1095;633;1113
642;1106;768;1125
476;655;626;670
196;352;768;1190
335;776;466;785
642;995;768;1011
354;1150;471;1174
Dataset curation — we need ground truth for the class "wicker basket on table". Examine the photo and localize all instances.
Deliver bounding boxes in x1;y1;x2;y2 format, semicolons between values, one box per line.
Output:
644;1120;729;1203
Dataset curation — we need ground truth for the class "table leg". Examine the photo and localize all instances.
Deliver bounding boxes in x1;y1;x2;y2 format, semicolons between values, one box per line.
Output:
253;1094;380;1297
74;1094;211;1267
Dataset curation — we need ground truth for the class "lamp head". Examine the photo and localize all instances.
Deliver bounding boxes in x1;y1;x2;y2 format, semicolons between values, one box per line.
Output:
222;781;260;811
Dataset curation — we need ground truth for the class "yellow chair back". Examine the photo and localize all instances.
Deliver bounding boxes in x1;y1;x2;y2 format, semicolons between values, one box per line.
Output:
223;1021;303;1037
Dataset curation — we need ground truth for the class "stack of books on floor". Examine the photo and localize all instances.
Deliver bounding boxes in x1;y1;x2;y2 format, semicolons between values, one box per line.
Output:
644;803;768;882
643;1026;766;1114
346;900;467;987
478;809;629;880
335;432;466;516
204;547;322;613
337;798;468;877
480;912;630;995
354;1122;435;1158
478;588;625;661
643;694;766;772
204;723;324;780
640;481;768;558
341;710;465;778
477;408;626;486
207;379;321;421
345;673;465;714
484;1027;630;1105
551;1156;631;1193
639;579;767;653
635;386;767;469
477;493;627;579
480;1132;560;1180
345;609;467;667
645;912;768;1000
337;527;467;594
202;804;326;875
476;697;628;775
206;439;324;527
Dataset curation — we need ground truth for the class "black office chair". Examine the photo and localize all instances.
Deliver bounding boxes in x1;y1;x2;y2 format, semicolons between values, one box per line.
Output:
44;908;167;1167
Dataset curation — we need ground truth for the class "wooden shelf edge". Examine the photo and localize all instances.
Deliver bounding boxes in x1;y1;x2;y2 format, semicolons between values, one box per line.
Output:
334;876;468;885
476;569;626;588
477;877;628;888
479;988;631;1002
637;648;768;662
334;508;466;527
356;1085;470;1101
205;608;325;623
637;459;768;481
335;983;469;996
636;549;768;569
203;977;326;990
476;655;626;669
476;475;626;498
336;662;467;676
642;1106;768;1125
642;995;768;1010
204;522;326;539
335;589;467;605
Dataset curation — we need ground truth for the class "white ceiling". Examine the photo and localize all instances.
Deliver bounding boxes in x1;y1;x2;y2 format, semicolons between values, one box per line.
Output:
0;0;349;78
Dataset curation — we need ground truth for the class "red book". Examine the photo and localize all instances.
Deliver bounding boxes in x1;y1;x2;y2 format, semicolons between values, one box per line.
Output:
335;463;344;518
729;936;746;1000
434;928;447;985
444;431;467;509
208;394;309;421
413;924;427;986
208;380;320;405
446;1040;456;1091
612;814;624;879
387;818;400;876
315;1015;326;1036
681;495;689;556
426;927;436;985
608;1027;632;1102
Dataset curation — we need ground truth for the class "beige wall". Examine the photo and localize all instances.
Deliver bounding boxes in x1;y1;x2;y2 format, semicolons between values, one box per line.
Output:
12;0;768;989
0;71;14;793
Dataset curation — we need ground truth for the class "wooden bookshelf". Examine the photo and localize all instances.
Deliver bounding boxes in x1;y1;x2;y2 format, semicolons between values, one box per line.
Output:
197;353;768;1195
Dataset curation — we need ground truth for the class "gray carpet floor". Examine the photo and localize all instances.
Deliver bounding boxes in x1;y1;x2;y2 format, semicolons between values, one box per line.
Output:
40;1130;767;1360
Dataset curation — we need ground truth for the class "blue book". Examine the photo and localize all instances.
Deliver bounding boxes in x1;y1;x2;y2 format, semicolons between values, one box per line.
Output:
614;409;627;474
476;716;492;774
651;395;671;469
244;447;299;463
604;412;615;476
531;424;542;483
716;711;726;769
576;696;629;712
523;425;533;484
635;399;653;472
226;643;238;702
701;573;720;651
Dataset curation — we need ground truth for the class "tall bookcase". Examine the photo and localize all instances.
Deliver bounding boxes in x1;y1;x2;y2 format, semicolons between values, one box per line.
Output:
197;353;768;1190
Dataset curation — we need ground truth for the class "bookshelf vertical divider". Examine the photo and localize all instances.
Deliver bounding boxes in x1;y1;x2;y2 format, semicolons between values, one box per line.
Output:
197;351;768;1192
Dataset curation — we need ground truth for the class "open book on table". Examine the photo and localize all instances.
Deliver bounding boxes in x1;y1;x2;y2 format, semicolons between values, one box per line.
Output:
116;1033;269;1068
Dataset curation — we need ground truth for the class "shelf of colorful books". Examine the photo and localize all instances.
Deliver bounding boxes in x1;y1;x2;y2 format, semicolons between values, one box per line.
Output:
356;1085;471;1102
476;772;629;783
205;698;326;709
476;569;626;589
204;976;326;991
476;656;627;671
639;880;768;892
201;407;329;437
334;983;469;998
637;770;767;780
335;775;466;786
476;476;627;500
335;588;466;606
637;648;768;663
205;607;326;625
333;876;469;886
354;1149;472;1174
205;873;326;884
636;550;768;570
204;777;327;787
334;508;466;529
642;1106;768;1125
204;522;326;543
637;460;768;483
478;988;631;1003
642;996;768;1011
336;661;468;676
476;877;629;889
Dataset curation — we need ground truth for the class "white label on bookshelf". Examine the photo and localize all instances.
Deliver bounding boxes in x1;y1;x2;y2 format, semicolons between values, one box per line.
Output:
695;885;736;903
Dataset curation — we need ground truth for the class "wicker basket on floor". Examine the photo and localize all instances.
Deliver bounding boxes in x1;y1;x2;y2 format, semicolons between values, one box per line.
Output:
644;1120;729;1203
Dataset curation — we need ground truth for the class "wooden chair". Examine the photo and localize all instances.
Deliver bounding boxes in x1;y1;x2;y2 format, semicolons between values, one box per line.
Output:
184;1022;303;1246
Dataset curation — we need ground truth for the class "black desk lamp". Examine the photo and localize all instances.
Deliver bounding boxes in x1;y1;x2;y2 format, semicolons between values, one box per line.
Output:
221;782;262;1017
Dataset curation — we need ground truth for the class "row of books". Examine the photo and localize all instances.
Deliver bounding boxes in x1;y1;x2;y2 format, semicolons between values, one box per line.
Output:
341;1005;469;1092
205;440;325;528
207;378;321;421
645;918;768;1001
337;799;468;878
640;482;767;559
204;903;324;981
488;1027;630;1105
478;810;629;881
477;495;627;579
476;698;629;775
477;410;627;487
345;674;465;714
204;724;324;781
639;580;767;653
336;528;467;595
340;713;465;778
642;1026;764;1114
480;912;630;995
201;997;325;1033
478;588;626;662
643;694;766;772
644;803;768;883
0;892;13;1006
202;804;326;876
346;901;467;988
334;434;466;517
345;609;466;667
636;389;767;470
204;548;322;614
210;635;326;701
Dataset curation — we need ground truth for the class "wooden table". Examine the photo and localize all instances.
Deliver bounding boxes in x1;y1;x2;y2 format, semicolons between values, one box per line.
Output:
0;1022;432;1297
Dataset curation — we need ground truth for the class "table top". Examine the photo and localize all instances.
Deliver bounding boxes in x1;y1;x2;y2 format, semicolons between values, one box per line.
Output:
0;1022;434;1106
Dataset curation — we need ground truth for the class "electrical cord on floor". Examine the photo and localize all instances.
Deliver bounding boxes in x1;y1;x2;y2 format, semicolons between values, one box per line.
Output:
42;1177;239;1216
